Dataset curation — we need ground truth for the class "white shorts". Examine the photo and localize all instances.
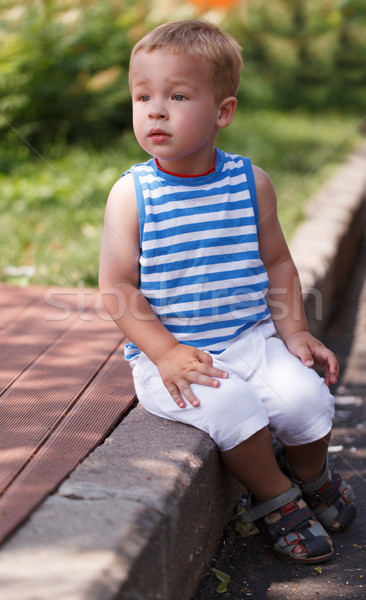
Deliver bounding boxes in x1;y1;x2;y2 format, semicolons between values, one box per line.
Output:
130;320;335;452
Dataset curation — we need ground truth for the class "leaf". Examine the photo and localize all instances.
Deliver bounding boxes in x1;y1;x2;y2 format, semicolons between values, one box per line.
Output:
211;567;231;583
313;567;322;574
216;581;230;594
235;520;258;538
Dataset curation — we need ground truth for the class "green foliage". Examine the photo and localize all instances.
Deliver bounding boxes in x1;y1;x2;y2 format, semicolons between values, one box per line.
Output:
0;131;146;287
0;0;364;154
219;109;363;239
0;0;140;149
227;0;366;112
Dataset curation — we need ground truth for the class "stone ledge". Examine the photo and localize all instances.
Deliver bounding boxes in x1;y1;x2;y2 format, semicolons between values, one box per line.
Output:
290;142;366;336
0;405;242;600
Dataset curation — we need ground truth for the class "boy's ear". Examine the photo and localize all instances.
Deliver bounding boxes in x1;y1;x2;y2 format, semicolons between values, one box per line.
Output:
217;96;237;128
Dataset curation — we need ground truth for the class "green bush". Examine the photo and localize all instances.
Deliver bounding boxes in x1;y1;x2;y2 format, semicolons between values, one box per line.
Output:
0;0;365;153
0;1;139;150
229;0;366;112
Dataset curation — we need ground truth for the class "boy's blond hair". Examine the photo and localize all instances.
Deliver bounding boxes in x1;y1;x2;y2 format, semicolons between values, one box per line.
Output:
129;20;243;101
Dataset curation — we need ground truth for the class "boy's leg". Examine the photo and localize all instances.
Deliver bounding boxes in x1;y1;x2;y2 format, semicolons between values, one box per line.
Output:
283;432;356;531
248;333;356;532
285;431;331;483
220;425;333;560
220;425;290;500
132;350;333;562
285;433;340;529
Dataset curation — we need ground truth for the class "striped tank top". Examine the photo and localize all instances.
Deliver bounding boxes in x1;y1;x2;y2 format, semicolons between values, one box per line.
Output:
124;148;270;361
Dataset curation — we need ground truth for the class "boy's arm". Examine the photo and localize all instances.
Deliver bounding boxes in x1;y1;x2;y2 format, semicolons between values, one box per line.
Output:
99;174;228;407
254;166;338;386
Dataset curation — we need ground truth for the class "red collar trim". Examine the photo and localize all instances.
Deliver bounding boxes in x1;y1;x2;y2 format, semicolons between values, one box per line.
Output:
155;151;216;178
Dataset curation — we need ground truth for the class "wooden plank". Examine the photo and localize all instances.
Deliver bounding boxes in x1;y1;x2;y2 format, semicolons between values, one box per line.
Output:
0;287;96;395
0;296;124;493
0;349;136;545
0;284;44;331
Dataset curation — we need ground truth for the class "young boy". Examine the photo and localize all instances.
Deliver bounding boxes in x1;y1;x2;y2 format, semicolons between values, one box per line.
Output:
99;20;356;563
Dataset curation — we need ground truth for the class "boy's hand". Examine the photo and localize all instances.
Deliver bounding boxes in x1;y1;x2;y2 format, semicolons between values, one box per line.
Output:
156;343;229;408
285;331;339;387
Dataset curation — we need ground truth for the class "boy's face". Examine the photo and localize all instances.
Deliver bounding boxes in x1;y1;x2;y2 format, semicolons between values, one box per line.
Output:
130;49;224;175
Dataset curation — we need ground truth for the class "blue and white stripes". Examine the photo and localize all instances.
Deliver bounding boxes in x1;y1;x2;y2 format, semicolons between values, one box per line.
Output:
124;148;270;360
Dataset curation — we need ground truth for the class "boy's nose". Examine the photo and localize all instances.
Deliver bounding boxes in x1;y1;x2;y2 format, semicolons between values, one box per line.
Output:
148;105;167;120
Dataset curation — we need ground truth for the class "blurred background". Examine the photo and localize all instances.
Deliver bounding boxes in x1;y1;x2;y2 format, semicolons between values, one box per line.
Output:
0;0;365;288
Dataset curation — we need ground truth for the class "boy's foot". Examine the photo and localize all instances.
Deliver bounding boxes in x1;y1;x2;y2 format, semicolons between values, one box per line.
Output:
275;445;357;532
265;495;316;555
300;465;357;532
243;484;334;564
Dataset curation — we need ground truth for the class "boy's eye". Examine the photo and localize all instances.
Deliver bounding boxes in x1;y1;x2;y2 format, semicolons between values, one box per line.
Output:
173;94;186;101
140;95;150;102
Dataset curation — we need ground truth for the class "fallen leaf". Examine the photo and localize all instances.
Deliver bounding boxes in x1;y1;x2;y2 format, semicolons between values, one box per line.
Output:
235;520;259;538
211;567;231;583
207;563;245;594
313;567;322;575
216;581;230;594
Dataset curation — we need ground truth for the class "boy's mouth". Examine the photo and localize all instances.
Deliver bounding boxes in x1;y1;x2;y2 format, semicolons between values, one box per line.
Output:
148;129;171;142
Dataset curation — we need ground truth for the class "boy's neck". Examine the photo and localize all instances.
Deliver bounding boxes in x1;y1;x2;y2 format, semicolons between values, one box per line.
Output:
155;150;217;178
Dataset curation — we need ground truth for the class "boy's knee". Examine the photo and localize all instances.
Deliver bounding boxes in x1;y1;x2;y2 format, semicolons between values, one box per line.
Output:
191;376;255;416
190;378;269;450
271;375;334;445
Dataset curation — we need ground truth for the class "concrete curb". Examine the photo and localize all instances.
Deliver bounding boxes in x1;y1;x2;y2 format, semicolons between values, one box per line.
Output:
0;406;242;600
291;141;366;336
0;143;365;600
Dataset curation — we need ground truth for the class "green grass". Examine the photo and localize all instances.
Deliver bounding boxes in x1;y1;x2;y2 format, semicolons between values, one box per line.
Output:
0;109;363;288
219;109;364;237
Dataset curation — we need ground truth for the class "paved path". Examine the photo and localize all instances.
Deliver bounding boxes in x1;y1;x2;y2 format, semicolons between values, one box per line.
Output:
193;226;366;600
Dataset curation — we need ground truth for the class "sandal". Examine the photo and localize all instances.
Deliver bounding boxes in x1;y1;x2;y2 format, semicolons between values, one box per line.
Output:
276;446;357;532
301;461;357;532
243;484;334;564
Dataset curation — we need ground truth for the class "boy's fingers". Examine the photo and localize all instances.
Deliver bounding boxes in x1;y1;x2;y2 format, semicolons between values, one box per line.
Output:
327;355;339;377
191;373;221;388
181;384;200;407
166;382;201;408
325;359;339;386
295;344;314;367
313;349;339;384
197;350;213;365
167;371;225;409
197;361;229;379
167;385;186;408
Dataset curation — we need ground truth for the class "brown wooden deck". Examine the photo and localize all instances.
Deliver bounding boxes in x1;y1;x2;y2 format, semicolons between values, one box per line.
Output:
0;284;136;545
